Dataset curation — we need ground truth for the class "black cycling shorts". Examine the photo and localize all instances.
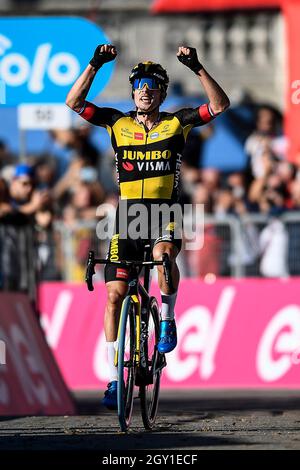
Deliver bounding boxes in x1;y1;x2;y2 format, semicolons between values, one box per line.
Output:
104;202;182;283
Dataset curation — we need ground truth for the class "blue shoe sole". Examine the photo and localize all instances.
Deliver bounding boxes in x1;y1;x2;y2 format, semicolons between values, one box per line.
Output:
157;342;177;354
102;403;117;410
102;381;118;410
102;398;118;410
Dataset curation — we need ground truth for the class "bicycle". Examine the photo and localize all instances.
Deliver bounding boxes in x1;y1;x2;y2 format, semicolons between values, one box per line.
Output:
85;245;172;432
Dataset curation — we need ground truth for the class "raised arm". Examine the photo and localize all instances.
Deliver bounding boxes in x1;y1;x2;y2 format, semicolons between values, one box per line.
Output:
66;44;117;113
177;46;230;115
66;64;97;112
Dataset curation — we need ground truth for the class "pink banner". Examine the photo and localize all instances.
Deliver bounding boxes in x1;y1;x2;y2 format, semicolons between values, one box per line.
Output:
39;279;300;390
0;293;75;415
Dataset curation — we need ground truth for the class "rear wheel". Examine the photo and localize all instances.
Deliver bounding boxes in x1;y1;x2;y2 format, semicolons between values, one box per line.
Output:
117;296;136;432
139;297;162;430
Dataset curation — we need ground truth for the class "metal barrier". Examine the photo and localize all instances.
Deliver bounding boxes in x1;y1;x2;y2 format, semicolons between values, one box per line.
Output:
52;217;245;281
53;218;220;281
1;211;294;284
235;212;300;278
0;213;37;302
52;211;300;281
51;215;232;281
54;220;107;282
283;212;300;276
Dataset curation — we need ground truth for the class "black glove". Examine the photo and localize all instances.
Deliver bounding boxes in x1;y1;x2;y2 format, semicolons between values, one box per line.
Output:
89;44;116;70
177;47;203;75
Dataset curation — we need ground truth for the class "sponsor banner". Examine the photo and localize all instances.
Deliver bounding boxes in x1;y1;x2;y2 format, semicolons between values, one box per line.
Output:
39;279;300;390
0;293;75;415
0;17;114;105
151;0;280;13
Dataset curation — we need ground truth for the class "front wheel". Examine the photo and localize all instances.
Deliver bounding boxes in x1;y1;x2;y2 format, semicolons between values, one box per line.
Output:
139;296;162;430
117;296;136;432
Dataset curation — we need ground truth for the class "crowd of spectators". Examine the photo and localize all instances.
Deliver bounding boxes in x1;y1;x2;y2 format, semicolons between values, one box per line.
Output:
0;102;298;286
180;104;294;278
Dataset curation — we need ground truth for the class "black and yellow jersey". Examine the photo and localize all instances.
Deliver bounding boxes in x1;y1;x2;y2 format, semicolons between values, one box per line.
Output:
79;101;216;202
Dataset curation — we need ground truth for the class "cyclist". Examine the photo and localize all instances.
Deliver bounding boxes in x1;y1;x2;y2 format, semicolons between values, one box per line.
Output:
66;44;230;409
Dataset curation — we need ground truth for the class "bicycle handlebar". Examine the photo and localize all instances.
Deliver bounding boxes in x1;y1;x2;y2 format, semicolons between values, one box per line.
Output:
85;250;172;292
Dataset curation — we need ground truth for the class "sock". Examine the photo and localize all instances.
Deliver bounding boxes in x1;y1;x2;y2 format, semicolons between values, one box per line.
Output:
107;341;118;382
160;291;177;321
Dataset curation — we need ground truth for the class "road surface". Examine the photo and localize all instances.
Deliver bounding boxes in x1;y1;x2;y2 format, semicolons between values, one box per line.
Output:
0;390;300;452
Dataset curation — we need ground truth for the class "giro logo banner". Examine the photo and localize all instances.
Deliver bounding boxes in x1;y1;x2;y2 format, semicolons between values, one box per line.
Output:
0;17;115;105
39;279;300;390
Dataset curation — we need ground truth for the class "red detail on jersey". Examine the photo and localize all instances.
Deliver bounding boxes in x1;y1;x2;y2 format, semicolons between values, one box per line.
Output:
134;132;144;140
79;101;97;121
122;162;134;171
199;103;214;123
116;268;129;279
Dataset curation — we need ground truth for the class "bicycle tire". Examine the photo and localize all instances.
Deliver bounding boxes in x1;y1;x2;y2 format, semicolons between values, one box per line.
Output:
139;296;162;430
117;296;136;432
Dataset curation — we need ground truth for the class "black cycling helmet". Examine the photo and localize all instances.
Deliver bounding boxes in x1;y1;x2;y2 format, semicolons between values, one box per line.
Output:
129;61;169;102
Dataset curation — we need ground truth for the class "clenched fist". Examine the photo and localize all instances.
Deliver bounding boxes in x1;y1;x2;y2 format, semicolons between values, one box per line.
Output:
90;44;117;71
177;46;202;75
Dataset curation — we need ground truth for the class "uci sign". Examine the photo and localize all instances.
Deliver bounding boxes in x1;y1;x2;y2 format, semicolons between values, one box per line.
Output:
0;17;115;105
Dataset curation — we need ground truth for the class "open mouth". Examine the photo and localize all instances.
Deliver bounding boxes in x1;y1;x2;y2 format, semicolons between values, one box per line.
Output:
140;95;153;103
